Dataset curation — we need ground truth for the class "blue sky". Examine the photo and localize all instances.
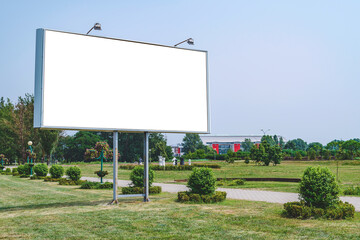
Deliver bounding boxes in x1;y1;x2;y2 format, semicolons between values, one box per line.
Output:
1;0;360;145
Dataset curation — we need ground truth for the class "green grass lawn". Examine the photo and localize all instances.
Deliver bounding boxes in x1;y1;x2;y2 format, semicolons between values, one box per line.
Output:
1;175;360;239
63;160;360;193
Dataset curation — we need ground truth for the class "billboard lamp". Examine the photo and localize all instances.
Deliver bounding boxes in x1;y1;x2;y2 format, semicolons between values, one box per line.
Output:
86;23;102;35
174;38;194;47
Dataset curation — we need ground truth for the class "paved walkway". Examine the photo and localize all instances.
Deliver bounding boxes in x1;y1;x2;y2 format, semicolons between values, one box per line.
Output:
82;177;360;212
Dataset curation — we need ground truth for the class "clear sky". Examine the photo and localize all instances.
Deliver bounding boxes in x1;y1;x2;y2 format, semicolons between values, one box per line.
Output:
1;0;360;145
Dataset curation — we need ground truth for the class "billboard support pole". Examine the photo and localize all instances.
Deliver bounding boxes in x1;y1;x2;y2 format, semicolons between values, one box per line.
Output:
144;132;150;202
110;131;119;204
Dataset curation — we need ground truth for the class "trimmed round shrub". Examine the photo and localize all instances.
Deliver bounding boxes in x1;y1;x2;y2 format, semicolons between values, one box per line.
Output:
66;166;81;181
17;164;31;175
187;167;216;195
130;166;154;187
49;165;64;178
34;163;48;177
299;166;340;208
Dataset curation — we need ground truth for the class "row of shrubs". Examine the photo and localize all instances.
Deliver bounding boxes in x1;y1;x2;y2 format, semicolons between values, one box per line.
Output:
177;191;227;203
216;179;245;186
80;181;113;189
283;201;355;219
343;186;360;195
119;163;221;171
122;186;162;194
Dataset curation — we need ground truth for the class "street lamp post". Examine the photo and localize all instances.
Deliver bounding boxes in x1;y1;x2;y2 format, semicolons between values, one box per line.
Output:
28;141;33;176
260;129;271;135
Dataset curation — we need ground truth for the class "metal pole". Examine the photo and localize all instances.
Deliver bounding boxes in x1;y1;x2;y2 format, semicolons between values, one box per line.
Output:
143;132;150;202
100;150;103;183
112;131;119;204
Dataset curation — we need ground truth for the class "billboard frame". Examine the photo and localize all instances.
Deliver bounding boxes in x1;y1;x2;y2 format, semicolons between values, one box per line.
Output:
34;28;210;134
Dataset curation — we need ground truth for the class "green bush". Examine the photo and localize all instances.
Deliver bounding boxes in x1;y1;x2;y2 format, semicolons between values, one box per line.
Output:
44;176;61;182
234;179;245;185
283;202;312;219
187;167;216;195
20;174;30;178
343;186;360;195
121;186;162;194
12;168;18;173
130;166;154;187
34;163;48;177
283;201;354;219
66;166;81;181
80;181;112;189
193;163;221;169
59;178;85;185
30;175;46;180
177;191;226;203
244;156;250;164
81;181;101;189
98;182;113;189
49;165;64;178
17;164;31;175
299;166;339;208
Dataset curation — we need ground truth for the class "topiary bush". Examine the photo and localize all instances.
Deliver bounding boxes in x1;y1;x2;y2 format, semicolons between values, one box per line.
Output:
299;166;340;208
130;166;154;187
17;164;31;175
49;165;64;178
66;166;81;181
34;163;48;177
187;167;216;195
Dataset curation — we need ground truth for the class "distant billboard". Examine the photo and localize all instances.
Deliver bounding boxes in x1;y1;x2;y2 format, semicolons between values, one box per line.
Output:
34;29;209;133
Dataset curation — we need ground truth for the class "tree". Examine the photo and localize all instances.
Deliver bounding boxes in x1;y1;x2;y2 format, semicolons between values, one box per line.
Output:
307;142;323;154
1;94;39;164
250;140;282;166
39;130;62;165
242;138;254;152
63;131;102;162
326;140;343;151
0;97;17;162
342;140;360;160
182;134;204;154
149;133;168;161
261;135;276;146
279;137;285;149
284;138;307;151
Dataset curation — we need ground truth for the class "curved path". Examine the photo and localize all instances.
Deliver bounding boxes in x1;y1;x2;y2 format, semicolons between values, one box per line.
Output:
82;177;360;212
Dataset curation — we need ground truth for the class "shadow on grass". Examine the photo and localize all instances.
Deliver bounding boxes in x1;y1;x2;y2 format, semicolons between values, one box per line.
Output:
0;195;171;213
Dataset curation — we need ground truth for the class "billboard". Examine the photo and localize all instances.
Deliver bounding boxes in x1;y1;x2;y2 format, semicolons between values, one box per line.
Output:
34;29;209;133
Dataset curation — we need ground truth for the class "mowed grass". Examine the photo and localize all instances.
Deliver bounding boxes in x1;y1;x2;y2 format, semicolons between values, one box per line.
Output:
1;175;360;240
64;160;360;193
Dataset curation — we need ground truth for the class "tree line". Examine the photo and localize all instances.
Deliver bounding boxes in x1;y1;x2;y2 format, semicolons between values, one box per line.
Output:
0;94;173;164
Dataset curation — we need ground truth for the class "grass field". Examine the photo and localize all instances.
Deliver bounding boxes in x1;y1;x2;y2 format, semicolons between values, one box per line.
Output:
63;160;360;193
1;175;360;239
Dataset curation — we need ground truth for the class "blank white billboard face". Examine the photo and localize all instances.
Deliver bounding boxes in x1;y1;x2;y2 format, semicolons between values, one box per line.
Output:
34;29;209;133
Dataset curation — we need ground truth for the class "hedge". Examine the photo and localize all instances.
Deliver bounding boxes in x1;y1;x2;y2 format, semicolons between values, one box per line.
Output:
59;178;86;185
121;186;162;195
80;181;113;189
283;201;355;219
177;191;227;203
44;177;61;182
